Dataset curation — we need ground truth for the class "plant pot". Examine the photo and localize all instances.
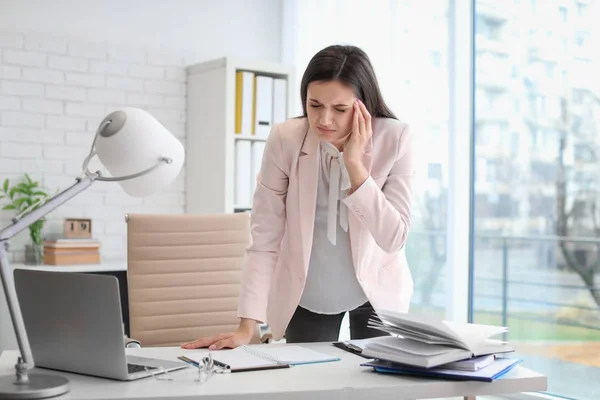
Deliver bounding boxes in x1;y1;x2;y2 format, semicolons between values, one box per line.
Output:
25;243;44;265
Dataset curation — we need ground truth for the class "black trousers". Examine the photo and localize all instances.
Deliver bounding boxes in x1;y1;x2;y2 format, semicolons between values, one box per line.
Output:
284;302;388;343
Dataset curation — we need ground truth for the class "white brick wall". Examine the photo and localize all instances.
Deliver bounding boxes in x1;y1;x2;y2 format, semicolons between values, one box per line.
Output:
0;32;187;264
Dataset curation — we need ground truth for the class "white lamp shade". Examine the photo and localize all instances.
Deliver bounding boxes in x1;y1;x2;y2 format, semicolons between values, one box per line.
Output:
94;107;185;197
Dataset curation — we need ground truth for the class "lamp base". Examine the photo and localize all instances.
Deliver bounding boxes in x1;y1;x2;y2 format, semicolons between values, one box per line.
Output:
0;373;69;399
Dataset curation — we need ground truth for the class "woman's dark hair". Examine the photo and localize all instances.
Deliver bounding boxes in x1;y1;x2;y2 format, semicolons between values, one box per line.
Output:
299;44;397;120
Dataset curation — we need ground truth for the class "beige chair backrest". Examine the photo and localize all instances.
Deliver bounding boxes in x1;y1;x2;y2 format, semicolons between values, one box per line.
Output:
126;213;251;347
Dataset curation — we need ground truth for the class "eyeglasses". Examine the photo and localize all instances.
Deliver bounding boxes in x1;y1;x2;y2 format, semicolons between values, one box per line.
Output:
196;353;231;383
145;353;230;384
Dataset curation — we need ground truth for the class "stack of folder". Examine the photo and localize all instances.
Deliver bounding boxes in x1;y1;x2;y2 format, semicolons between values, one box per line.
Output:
235;71;287;137
334;311;521;382
43;238;101;265
234;70;288;207
234;139;264;206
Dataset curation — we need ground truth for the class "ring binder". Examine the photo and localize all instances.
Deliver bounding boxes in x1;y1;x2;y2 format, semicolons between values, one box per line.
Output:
200;345;340;373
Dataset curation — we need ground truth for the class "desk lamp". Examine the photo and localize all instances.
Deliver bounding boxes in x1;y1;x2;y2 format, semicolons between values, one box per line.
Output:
0;107;185;398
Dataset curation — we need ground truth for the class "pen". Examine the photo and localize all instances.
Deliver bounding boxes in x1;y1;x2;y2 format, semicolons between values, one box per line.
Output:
345;343;363;353
206;354;231;370
177;355;200;367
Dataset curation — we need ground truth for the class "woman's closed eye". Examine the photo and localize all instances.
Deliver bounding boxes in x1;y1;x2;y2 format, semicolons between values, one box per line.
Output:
309;104;346;113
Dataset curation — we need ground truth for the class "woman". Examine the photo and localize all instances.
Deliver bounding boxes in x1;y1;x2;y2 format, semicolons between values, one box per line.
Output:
182;44;415;350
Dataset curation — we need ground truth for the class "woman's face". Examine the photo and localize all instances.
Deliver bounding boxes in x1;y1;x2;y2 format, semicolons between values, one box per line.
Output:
306;80;357;149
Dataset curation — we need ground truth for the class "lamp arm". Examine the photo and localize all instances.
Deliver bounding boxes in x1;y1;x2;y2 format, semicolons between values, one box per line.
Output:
0;172;99;371
0;158;170;373
87;156;173;183
0;173;99;242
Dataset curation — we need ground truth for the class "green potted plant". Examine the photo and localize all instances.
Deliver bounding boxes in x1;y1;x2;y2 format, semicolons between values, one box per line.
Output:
0;174;51;265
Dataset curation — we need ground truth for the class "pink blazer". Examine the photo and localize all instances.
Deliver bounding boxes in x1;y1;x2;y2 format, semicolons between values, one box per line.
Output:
237;117;415;340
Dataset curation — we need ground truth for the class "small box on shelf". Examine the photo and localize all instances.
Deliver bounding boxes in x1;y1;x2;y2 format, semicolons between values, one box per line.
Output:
43;238;101;265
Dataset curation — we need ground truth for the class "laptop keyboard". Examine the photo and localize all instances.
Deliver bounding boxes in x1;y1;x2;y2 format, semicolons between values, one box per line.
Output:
128;363;157;374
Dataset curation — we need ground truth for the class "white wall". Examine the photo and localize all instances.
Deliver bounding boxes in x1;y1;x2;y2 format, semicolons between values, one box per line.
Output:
0;0;282;264
0;31;190;263
0;0;282;353
0;0;282;63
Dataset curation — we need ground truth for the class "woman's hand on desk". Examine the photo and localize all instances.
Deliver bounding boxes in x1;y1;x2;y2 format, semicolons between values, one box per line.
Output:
180;318;257;350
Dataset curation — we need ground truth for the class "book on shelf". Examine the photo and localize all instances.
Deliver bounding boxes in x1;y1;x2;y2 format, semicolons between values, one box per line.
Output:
235;137;266;207
235;140;252;206
353;310;514;369
254;75;273;138
233;66;289;210
43;238;101;248
235;71;288;137
235;71;255;135
43;238;101;265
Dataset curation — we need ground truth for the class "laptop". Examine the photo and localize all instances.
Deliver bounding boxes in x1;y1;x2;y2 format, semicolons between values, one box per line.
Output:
14;269;189;381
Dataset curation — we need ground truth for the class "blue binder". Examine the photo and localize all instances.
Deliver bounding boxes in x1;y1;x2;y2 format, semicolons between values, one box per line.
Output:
361;357;522;382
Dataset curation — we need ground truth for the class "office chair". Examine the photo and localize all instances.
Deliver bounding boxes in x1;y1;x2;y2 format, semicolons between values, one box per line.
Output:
126;212;264;346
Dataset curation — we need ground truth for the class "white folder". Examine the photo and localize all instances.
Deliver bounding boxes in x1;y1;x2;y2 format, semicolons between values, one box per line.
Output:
272;78;287;125
254;76;273;138
235;140;252;206
251;141;266;195
240;72;255;135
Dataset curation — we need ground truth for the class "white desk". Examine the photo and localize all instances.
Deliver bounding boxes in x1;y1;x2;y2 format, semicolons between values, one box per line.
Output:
10;261;127;273
0;344;547;400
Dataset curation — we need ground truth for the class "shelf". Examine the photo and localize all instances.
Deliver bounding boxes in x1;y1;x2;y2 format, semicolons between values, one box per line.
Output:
185;56;294;215
234;134;267;142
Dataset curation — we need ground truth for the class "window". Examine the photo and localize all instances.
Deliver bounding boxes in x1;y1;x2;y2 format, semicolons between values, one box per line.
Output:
285;1;599;397
531;161;556;182
511;64;519;77
528;93;546;115
559;6;568;22
486;159;500;181
529;195;555;217
476;15;503;40
474;1;600;399
431;50;442;67
510;131;520;154
573;89;585;104
545;63;555;79
574;144;595;162
427;163;443;180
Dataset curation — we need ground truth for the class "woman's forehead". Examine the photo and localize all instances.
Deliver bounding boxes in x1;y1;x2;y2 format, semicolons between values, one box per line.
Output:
307;80;356;103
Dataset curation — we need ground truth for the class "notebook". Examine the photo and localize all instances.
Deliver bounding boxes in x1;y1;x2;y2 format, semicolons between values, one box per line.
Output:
334;340;496;371
443;354;496;371
210;345;340;372
361;357;522;382
361;311;514;368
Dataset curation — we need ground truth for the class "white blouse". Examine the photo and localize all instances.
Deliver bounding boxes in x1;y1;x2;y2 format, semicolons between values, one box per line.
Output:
298;141;368;314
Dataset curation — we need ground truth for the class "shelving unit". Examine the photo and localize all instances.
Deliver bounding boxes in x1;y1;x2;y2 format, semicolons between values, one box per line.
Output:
233;134;268;142
185;57;295;214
